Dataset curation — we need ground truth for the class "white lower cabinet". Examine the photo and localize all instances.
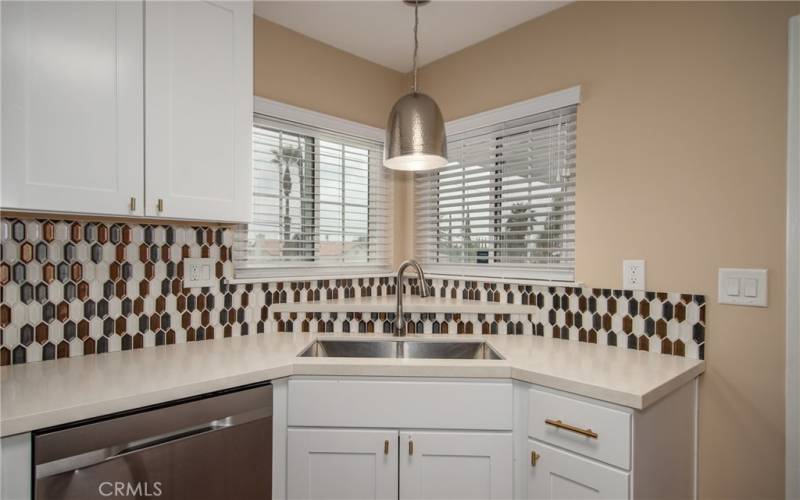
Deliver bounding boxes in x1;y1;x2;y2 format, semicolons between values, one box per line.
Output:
287;428;398;500
275;377;698;500
526;440;629;499
399;431;512;500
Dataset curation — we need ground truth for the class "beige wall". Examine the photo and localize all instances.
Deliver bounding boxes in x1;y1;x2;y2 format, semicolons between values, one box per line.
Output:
254;16;412;265
417;2;799;498
255;3;799;496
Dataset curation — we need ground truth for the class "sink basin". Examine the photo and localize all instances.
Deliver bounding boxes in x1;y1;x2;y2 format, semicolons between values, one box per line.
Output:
298;339;503;360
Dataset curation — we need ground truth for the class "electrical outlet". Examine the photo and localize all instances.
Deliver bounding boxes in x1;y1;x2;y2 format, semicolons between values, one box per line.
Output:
623;260;646;291
184;258;214;288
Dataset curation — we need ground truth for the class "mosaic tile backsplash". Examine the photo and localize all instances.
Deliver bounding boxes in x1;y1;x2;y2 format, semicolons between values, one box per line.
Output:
0;217;706;365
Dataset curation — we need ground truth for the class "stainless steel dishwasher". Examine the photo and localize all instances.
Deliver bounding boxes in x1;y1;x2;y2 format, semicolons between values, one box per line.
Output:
34;383;272;500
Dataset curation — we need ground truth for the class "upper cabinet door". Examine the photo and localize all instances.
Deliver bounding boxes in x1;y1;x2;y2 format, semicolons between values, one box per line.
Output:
1;1;144;216
145;1;252;223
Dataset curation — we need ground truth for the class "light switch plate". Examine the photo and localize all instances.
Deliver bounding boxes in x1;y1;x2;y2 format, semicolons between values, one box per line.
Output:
184;258;214;288
623;260;646;290
718;268;767;307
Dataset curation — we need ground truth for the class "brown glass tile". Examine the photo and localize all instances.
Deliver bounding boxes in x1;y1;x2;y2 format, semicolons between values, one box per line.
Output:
120;225;132;245
96;224;108;244
70;222;82;243
201;246;209;258
607;297;617;315
57;340;69;359
588;329;597;343
206;326;214;339
220;246;228;262
83;337;95;354
622;316;633;334
155;296;166;313
133;333;143;349
655;319;667;338
0;305;10;327
70;262;83;282
578;328;587;342
224;325;232;337
42;221;55;242
166;329;176;344
115;281;126;299
675;302;686;322
144;262;155;280
673;340;685;356
77;281;90;301
42;262;55;284
115;317;126;335
134;297;144;315
177;295;186;312
182;312;191;329
638;335;649;351
77;320;89;340
1;263;10;286
149;314;160;331
215;261;223;279
638;300;650;317
602;313;612;331
139;280;149;297
56;302;69;322
20;242;33;263
241;293;249;307
35;323;48;343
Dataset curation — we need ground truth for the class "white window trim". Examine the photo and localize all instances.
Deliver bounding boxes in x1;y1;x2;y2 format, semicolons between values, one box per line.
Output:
786;15;799;500
253;97;384;143
416;85;582;283
445;85;581;136
233;98;392;282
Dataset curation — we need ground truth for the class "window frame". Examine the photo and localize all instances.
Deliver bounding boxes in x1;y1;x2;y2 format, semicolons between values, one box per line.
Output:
233;98;391;281
415;86;581;283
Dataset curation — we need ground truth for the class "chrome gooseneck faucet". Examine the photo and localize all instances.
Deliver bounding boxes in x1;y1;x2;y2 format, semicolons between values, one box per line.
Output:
394;259;429;336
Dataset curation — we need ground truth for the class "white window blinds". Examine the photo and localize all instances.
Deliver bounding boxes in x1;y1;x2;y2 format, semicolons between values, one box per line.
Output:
234;115;390;278
415;105;577;282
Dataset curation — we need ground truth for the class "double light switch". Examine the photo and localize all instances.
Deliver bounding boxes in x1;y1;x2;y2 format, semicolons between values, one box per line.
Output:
718;268;767;307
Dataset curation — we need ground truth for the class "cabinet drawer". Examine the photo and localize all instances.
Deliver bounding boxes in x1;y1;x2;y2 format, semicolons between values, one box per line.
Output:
527;440;630;499
288;377;512;430
528;388;631;469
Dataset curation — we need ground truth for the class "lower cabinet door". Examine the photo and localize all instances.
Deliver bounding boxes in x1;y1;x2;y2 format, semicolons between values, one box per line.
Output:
399;431;513;500
527;440;630;500
287;428;398;500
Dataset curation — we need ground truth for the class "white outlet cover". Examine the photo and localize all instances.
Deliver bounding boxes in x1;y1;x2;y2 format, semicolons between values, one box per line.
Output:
718;268;768;307
623;260;646;291
184;258;215;288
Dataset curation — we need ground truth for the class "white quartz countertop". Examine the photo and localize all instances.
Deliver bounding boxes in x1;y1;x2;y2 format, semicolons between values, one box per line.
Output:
269;296;532;314
0;333;704;437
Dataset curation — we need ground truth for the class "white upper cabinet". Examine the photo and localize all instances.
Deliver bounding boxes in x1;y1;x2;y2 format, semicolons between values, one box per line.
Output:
1;1;144;216
144;0;252;222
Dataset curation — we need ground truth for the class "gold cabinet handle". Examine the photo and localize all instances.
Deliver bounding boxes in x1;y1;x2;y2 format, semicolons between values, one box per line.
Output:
545;418;598;439
408;439;414;456
157;198;164;213
531;450;541;466
384;440;389;455
129;197;136;211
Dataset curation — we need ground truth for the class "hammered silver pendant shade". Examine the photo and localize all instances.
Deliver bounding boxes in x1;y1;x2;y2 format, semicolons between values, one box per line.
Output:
383;0;447;171
384;92;447;171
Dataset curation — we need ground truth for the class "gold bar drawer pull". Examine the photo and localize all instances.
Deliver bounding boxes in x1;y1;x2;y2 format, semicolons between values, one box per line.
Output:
545;418;599;439
408;440;414;455
384;440;389;455
531;450;541;466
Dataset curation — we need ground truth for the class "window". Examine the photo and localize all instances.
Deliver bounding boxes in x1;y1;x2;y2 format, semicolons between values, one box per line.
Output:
234;113;390;278
415;104;577;282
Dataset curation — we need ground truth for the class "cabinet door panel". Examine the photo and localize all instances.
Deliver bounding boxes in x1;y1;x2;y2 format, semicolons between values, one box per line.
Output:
145;0;252;222
1;1;144;216
399;431;512;500
287;428;398;500
527;440;629;500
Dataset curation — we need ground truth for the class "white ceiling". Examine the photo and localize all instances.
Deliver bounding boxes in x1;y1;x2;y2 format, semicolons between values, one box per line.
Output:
254;1;570;72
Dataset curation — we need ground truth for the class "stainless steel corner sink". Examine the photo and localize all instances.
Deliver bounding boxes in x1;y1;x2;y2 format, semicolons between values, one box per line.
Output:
298;339;503;360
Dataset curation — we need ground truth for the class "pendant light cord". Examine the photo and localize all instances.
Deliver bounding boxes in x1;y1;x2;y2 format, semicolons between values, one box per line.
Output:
412;0;419;93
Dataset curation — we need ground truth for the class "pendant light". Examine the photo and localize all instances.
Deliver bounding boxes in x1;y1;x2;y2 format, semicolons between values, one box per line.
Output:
384;0;447;171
